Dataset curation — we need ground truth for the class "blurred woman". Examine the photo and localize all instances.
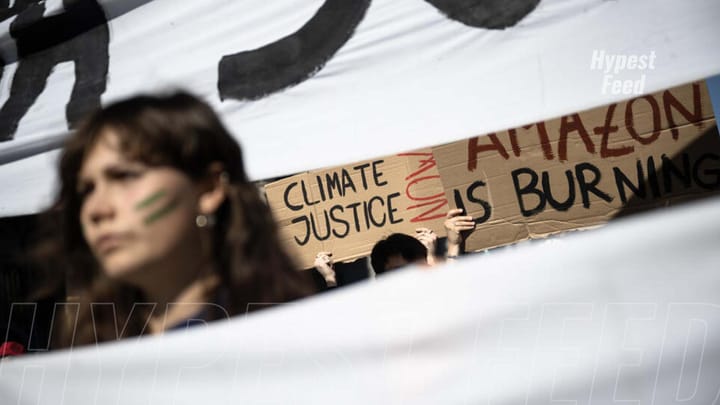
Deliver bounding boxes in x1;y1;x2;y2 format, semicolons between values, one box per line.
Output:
42;91;312;347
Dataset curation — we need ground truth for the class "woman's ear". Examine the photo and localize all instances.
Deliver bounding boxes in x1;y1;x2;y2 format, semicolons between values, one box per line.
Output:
197;162;228;215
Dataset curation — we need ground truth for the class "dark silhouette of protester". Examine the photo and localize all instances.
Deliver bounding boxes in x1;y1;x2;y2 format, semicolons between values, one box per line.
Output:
370;233;430;275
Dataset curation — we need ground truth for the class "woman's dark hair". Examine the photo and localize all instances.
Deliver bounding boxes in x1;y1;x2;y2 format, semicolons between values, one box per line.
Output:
370;233;427;275
40;91;313;347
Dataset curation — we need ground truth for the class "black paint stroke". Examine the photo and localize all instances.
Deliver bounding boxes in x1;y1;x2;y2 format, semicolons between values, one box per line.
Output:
218;0;539;102
0;0;542;145
0;0;109;142
0;0;21;24
424;0;540;29
1;0;152;65
218;0;371;101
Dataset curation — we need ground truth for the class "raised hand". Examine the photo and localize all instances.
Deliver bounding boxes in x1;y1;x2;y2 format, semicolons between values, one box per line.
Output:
314;251;337;287
415;227;438;266
444;208;475;257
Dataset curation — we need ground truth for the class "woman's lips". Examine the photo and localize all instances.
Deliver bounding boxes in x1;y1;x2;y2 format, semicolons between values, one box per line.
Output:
94;233;128;255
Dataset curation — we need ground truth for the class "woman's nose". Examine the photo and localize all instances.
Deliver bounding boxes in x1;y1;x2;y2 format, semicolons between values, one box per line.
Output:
85;190;116;225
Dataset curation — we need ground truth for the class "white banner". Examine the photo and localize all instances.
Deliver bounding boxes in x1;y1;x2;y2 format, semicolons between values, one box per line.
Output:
2;194;720;404
1;0;719;217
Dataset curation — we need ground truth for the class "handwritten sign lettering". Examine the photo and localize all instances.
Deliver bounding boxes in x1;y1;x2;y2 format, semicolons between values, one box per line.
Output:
434;81;720;251
265;151;447;269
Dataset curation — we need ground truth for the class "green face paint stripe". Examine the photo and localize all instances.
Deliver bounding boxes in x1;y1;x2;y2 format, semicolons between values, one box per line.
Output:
143;197;180;225
135;190;167;211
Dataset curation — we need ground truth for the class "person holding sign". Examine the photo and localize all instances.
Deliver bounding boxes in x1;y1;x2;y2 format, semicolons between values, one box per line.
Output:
313;231;433;284
314;208;476;283
38;92;313;348
371;209;476;273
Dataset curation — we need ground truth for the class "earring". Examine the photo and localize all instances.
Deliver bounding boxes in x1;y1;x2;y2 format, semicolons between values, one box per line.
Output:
195;213;216;228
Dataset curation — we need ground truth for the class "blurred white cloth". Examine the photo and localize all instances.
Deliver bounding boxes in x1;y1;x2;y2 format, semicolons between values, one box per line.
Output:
2;195;720;404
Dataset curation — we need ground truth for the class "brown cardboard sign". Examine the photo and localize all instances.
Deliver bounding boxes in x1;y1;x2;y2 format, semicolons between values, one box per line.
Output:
433;82;720;252
265;150;449;269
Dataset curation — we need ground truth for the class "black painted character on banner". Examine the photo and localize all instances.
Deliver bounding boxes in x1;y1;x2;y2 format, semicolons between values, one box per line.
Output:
0;0;109;142
218;0;540;101
0;0;537;141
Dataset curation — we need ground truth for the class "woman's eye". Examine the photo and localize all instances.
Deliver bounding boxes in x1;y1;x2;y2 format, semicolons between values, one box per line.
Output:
111;169;142;181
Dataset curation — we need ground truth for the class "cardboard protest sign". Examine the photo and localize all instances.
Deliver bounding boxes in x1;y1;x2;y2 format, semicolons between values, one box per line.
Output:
265;151;449;269
433;81;720;252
